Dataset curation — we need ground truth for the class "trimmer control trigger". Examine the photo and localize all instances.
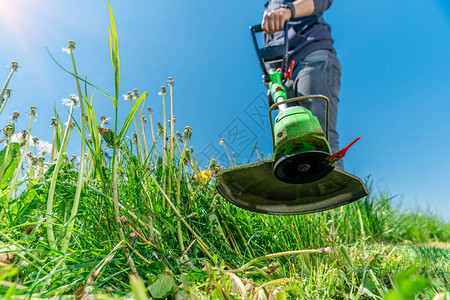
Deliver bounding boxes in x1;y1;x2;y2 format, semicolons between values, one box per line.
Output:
329;136;361;162
285;60;295;80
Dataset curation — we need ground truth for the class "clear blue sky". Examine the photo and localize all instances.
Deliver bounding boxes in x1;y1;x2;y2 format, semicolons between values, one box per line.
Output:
1;0;449;219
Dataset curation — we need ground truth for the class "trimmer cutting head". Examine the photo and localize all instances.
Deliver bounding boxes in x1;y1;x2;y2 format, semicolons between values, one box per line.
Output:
216;160;368;215
274;151;334;184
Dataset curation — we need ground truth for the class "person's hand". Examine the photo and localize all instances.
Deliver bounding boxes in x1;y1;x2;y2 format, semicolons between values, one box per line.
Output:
261;8;291;35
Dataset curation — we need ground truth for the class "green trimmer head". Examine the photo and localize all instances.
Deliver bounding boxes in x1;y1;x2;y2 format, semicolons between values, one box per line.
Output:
216;95;368;215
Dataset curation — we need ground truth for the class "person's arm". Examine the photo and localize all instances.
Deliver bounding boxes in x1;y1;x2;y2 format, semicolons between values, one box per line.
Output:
262;0;332;35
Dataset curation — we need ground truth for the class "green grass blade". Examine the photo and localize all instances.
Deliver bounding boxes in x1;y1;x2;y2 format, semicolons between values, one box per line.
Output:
109;2;120;106
118;92;148;140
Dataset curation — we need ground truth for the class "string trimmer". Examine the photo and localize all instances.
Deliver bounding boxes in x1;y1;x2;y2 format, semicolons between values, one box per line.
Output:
216;24;368;215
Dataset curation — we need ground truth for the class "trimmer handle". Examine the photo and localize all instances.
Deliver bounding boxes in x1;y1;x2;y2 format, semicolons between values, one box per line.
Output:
250;23;289;80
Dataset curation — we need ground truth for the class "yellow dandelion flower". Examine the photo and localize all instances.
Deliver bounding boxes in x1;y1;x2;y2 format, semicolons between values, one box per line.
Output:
194;170;212;182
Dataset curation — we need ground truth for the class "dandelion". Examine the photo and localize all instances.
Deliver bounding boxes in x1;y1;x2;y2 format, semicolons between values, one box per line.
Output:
9;62;19;71
30;106;37;116
123;91;133;101
1;122;15;141
193;170;212;183
100;115;110;127
167;77;174;86
158;86;166;96
209;158;220;174
62;40;76;54
142;116;146;123
70;155;77;164
11;111;20;121
30;156;39;167
183;126;192;140
133;88;139;99
147;106;153;115
70;94;79;105
51;117;57;128
5;88;11;97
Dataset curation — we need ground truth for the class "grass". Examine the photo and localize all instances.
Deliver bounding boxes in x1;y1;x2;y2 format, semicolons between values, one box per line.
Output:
0;4;449;299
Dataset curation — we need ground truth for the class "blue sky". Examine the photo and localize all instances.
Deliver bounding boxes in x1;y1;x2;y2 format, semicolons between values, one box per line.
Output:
1;0;449;219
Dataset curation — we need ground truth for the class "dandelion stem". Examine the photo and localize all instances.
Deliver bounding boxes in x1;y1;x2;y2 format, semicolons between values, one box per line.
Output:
0;64;17;117
220;139;234;167
6;109;35;212
147;107;157;163
138;103;149;165
129;96;143;164
168;78;175;168
46;100;75;250
176;139;189;253
60;45;88;254
0;93;10;117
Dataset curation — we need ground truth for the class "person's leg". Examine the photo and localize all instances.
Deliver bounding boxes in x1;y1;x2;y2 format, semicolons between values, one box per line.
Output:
285;49;343;169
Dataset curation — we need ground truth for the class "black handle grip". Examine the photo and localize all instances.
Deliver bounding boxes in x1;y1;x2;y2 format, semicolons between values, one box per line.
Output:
249;23;289;77
250;24;263;33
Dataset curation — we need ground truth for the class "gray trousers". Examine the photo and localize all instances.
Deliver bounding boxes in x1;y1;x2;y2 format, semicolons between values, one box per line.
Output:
284;49;343;169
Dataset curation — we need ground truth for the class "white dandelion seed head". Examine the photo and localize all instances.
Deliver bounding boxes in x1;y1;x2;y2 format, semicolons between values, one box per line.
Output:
62;98;72;107
69;94;79;104
11;111;20;120
158;86;166;96
62;47;71;54
8;62;19;71
123;92;133;101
